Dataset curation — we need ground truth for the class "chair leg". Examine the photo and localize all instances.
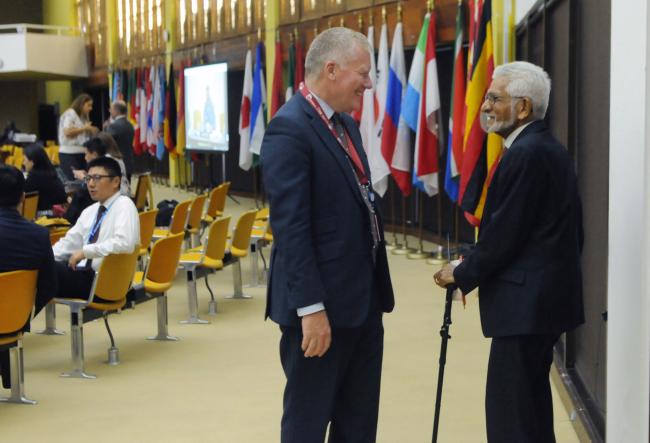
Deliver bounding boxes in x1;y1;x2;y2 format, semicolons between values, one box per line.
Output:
103;315;120;366
180;269;209;324
192;232;201;248
147;294;180;341
226;259;252;299
244;241;261;288
0;341;37;405
60;306;95;379
35;303;66;335
206;275;217;315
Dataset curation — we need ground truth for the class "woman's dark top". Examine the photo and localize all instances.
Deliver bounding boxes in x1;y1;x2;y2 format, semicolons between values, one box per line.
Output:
24;170;68;211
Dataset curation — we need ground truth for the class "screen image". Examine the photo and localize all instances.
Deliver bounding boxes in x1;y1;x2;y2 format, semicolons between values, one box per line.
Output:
184;62;229;152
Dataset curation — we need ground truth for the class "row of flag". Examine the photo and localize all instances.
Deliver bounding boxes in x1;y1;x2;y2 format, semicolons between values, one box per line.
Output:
108;62;186;162
239;0;513;225
238;36;306;171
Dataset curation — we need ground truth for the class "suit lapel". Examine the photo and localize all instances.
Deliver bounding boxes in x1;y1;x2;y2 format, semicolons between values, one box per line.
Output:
298;96;365;206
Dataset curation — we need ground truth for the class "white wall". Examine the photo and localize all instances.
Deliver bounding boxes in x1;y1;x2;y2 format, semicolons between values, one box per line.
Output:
0;32;87;78
607;0;650;441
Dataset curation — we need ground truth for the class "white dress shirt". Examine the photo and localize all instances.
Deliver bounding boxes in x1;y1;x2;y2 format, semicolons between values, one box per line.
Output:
504;121;534;149
53;191;140;271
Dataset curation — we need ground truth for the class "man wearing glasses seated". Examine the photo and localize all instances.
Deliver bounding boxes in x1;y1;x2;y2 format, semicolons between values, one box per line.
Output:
52;157;139;301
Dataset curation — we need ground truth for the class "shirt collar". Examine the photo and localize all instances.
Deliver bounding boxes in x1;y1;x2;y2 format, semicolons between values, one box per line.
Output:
504;121;535;149
114;115;126;121
98;191;121;208
310;91;335;120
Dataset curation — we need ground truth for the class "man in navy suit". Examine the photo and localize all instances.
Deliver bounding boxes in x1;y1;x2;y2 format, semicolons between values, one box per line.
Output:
261;27;395;442
434;61;584;443
105;100;135;182
0;165;57;389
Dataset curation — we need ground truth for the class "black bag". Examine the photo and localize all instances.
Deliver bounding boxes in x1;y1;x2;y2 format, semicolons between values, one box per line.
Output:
156;199;178;227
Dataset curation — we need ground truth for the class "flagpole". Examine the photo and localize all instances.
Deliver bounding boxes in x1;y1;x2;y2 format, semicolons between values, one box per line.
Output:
408;189;430;259
386;182;400;251
392;194;414;255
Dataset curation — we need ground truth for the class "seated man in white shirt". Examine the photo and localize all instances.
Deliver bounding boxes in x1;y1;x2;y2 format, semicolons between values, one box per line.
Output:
53;156;140;300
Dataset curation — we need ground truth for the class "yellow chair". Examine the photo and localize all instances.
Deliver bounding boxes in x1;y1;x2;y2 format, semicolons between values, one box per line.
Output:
54;249;140;379
138;209;159;265
152;199;192;241
34;226;70;336
247;208;273;287
21;192;39;221
201;181;230;228
133;172;154;211
186;193;208;248
178;217;231;322
132;232;185;341
225;209;258;299
0;270;38;405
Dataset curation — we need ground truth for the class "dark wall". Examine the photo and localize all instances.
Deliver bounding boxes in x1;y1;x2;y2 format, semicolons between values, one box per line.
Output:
0;0;44;134
517;0;609;438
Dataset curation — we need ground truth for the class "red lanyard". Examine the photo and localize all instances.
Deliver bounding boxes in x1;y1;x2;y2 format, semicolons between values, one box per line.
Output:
299;83;368;184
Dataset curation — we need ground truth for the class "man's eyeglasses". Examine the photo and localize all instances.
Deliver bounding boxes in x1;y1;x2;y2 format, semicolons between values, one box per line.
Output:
84;174;116;183
483;93;525;105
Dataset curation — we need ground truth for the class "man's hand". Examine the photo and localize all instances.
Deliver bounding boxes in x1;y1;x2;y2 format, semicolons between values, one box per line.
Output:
434;263;457;288
301;310;332;358
68;250;86;270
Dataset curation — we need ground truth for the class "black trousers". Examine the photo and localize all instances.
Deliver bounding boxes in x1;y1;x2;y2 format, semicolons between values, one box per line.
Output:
486;334;560;443
54;260;96;299
279;306;384;443
58;153;86;181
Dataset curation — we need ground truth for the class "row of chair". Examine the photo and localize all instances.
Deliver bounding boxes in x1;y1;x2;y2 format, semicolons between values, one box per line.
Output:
0;180;270;404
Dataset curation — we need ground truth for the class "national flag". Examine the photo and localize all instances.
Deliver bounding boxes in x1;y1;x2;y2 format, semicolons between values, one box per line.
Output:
294;38;305;91
146;65;157;155
444;1;466;202
249;42;267;159
459;0;499;226
375;22;389;138
239;49;254;171
379;22;411;197
285;37;296;101
176;62;186;156
155;63;166;160
134;67;145;156
128;68;137;126
358;25;390;198
164;63;177;154
413;13;442;196
270;39;284;118
402;15;428;132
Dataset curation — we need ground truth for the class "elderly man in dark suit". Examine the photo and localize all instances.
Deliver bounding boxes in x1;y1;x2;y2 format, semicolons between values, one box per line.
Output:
105;100;135;182
0;165;57;389
261;27;395;443
434;61;584;443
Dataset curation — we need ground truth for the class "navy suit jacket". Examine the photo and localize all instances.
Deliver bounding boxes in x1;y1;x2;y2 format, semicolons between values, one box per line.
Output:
0;207;57;330
107;117;135;177
261;93;394;328
454;121;584;337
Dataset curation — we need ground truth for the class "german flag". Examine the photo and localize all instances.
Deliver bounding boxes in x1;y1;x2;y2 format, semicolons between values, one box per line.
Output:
458;0;502;226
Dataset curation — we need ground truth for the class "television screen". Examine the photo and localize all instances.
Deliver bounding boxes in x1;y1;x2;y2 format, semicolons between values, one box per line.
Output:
184;63;229;152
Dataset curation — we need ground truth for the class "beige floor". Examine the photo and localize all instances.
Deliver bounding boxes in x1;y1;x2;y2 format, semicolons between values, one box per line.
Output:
0;184;582;442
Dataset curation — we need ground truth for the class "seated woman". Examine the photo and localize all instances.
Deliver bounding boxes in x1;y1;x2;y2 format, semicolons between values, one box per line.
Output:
22;143;67;217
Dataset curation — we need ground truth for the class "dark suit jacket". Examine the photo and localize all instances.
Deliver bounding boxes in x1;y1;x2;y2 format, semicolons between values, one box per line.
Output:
454;121;584;337
107;116;135;177
24;170;67;211
261;93;395;328
0;207;57;326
